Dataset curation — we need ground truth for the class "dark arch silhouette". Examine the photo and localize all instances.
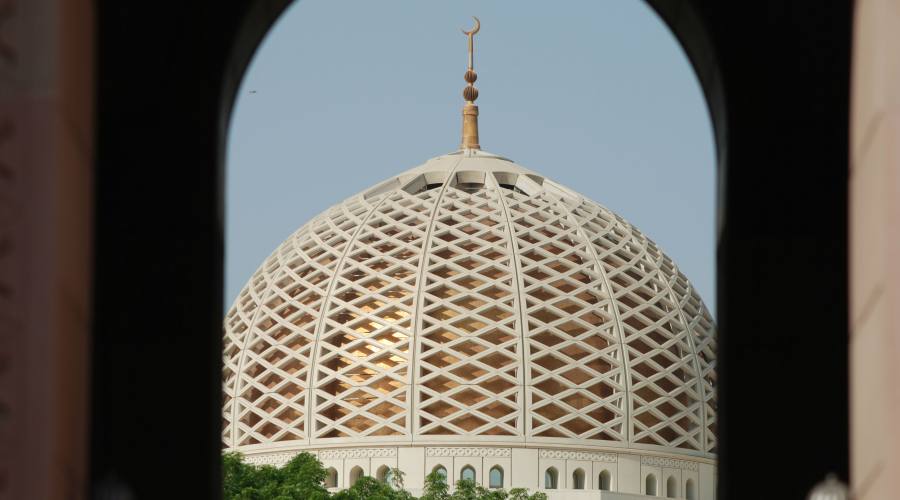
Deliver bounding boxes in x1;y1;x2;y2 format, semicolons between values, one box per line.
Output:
88;1;851;499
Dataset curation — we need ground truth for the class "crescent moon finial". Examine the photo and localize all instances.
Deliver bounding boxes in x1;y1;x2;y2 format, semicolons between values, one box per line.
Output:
461;16;480;36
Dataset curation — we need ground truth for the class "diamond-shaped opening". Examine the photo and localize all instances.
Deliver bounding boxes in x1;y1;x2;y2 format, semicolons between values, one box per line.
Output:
370;401;404;418
657;425;683;444
423;375;458;393
482;376;516;394
527;286;557;302
424;329;458;344
454;276;484;290
453;296;487;311
274;407;303;425
561;367;592;385
344;390;371;407
423;400;460;418
480;286;510;300
632;362;657;379
482;426;515;436
550;280;576;293
259;422;281;439
586;382;616;398
480;400;515;419
257;396;280;413
524;268;550;281
557;321;587;337
453;340;486;357
561;393;595;411
450;388;488;405
588;429;619;441
479;266;507;279
531;331;564;348
369;377;404;394
534;403;567;421
378;307;409;323
561;417;593;435
370;426;402;436
629;338;654;354
533;378;565;395
633;410;661;428
584;358;612;375
431;285;458;299
361;277;390;292
423;352;460;369
480;306;512;322
656;376;678;393
422;424;455;435
344;415;377;433
428;306;459;321
559;343;590;360
585;335;612;350
532;308;561;324
479;352;514;369
319;403;351;422
536;428;565;438
634;385;663;404
455;257;481;270
480;328;515;345
260;372;284;389
533;355;566;371
348;318;383;334
656;401;679;417
588;407;619;425
451;364;488;381
450;414;487;432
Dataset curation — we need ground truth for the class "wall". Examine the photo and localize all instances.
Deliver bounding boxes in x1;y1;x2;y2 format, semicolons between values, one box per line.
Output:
850;0;900;498
0;0;93;499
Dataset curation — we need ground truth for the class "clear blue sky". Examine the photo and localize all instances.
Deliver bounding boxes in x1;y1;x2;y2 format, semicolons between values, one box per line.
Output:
226;0;716;314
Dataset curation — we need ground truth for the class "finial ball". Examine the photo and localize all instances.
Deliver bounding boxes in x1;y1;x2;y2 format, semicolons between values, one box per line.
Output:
464;70;478;84
463;86;479;102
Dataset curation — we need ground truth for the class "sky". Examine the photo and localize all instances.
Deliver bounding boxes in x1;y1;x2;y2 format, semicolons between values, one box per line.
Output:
226;0;717;314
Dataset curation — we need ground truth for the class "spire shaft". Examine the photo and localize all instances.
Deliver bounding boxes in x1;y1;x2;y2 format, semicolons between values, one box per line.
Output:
460;17;481;150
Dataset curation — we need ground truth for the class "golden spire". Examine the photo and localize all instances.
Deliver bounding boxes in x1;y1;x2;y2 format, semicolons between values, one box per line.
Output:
460;16;481;150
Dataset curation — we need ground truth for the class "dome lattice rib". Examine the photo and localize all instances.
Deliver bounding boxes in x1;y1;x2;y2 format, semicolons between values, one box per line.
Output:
223;151;716;459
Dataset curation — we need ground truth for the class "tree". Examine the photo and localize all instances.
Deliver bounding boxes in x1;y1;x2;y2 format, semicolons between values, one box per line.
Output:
421;470;450;500
224;452;547;500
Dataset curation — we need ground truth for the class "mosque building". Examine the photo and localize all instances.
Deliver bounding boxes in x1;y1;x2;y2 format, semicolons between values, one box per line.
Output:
222;18;717;499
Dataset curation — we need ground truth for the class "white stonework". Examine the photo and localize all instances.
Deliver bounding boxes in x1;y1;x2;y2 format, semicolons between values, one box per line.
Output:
224;149;717;498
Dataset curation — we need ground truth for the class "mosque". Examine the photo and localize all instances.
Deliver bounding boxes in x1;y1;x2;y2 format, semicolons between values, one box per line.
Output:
222;18;717;499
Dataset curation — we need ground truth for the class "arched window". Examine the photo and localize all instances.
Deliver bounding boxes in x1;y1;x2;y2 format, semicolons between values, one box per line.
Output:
433;465;448;480
325;467;338;488
377;465;393;486
350;466;364;486
598;469;612;491
666;476;678;498
572;468;585;489
544;467;558;489
685;478;697;500
460;465;476;483
645;474;657;496
489;466;504;489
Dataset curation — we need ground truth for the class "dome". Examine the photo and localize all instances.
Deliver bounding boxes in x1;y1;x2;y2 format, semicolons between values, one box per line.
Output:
222;149;717;466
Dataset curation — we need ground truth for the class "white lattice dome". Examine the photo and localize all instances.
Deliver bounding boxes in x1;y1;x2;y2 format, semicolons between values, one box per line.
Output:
224;149;716;466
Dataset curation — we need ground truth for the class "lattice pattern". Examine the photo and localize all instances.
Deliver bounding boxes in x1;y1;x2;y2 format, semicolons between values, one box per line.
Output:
223;150;716;459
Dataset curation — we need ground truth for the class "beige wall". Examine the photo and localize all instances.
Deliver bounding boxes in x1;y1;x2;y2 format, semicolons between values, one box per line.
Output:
850;0;900;498
0;0;94;499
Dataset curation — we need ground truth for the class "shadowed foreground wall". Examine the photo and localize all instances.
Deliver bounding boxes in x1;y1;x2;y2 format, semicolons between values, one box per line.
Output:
850;0;900;498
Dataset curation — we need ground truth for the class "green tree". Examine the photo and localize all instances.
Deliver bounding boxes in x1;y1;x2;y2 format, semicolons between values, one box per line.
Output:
421;470;450;500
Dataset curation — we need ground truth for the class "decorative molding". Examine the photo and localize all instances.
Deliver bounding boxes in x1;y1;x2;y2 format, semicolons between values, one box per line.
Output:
319;448;397;460
426;447;511;458
640;456;699;471
243;452;297;467
539;449;617;463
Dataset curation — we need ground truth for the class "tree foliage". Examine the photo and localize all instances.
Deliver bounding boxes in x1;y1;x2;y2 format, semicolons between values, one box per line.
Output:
224;453;547;500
